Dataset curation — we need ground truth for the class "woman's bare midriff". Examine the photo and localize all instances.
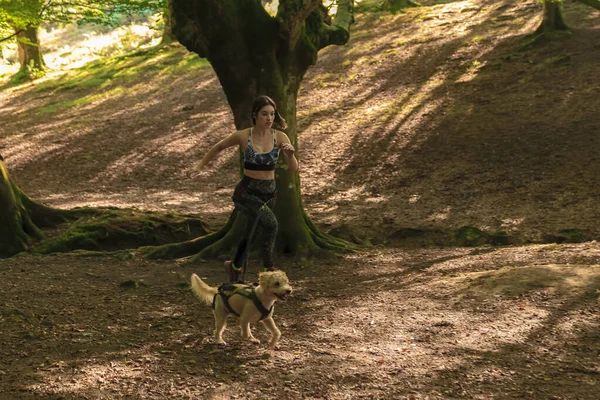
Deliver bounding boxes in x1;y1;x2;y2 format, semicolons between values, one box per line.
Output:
243;170;275;180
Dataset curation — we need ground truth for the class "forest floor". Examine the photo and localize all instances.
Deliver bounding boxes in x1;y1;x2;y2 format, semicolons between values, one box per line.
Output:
1;0;600;399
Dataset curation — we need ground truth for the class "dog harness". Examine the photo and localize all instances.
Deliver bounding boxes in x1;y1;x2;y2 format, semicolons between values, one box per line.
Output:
212;283;273;321
243;128;279;171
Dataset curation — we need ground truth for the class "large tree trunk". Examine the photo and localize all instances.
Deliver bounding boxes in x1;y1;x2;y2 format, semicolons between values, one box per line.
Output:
536;0;569;34
147;0;355;261
16;25;46;76
0;157;72;257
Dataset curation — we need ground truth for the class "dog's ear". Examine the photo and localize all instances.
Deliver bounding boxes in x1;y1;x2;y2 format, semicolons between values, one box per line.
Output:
257;271;270;286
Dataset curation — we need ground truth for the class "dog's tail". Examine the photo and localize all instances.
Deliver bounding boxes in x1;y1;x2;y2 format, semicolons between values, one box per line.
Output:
190;273;218;305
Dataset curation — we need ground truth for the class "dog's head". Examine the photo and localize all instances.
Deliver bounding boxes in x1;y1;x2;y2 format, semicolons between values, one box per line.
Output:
258;270;292;301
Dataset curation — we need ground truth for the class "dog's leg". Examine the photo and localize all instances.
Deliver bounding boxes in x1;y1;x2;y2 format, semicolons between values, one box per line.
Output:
240;318;260;344
261;317;281;348
213;310;227;345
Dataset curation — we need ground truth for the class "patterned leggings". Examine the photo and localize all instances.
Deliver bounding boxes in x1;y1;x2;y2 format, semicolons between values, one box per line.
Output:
232;175;278;270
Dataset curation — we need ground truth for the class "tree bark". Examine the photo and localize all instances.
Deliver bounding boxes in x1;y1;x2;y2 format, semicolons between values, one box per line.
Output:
155;0;355;261
0;158;73;257
16;25;46;75
536;0;569;34
160;0;177;45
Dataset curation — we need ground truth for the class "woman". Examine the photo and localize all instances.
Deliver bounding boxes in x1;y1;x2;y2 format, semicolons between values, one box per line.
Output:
192;96;299;282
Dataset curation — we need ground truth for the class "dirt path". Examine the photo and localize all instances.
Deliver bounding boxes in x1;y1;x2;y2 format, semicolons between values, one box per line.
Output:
1;242;599;399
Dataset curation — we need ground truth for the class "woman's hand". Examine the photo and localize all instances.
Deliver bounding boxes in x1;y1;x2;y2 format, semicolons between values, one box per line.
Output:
280;142;295;156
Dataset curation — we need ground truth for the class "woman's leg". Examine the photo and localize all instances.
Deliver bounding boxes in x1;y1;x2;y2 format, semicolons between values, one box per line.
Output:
226;195;267;282
226;177;277;281
258;202;278;270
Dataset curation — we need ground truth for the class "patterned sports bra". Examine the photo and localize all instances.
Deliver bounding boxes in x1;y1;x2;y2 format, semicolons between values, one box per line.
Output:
243;128;279;171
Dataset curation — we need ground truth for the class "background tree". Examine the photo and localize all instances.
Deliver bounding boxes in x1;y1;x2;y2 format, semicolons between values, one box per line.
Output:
0;0;165;79
159;0;175;45
537;0;600;34
150;0;356;261
537;0;569;33
15;24;46;77
0;0;46;78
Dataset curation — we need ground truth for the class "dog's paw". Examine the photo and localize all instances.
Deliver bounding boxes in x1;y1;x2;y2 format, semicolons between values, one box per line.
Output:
268;341;280;349
249;337;261;344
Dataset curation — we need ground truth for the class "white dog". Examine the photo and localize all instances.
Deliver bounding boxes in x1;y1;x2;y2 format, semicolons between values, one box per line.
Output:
190;270;292;348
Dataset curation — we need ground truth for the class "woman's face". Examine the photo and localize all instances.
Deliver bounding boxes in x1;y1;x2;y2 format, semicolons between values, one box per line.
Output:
255;105;275;129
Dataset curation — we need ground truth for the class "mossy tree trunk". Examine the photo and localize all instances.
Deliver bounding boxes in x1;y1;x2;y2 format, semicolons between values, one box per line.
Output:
536;0;569;34
160;0;176;45
16;25;46;77
152;0;355;261
0;157;74;257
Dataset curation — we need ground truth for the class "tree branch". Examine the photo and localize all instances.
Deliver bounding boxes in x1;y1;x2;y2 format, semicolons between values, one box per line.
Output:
0;29;23;44
277;0;321;48
316;0;354;50
0;0;55;43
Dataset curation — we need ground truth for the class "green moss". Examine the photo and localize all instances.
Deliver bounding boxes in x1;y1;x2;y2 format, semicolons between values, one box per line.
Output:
33;45;209;102
454;226;489;247
543;229;589;244
35;210;209;254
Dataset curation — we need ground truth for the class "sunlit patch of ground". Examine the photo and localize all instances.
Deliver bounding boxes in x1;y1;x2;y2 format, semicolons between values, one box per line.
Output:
0;18;162;80
1;242;598;398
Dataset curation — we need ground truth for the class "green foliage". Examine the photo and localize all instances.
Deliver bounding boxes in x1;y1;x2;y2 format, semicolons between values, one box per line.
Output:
1;0;165;38
8;63;45;84
544;229;589;244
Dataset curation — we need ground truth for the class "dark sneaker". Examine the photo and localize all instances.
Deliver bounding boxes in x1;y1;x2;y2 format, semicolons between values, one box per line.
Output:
224;260;241;283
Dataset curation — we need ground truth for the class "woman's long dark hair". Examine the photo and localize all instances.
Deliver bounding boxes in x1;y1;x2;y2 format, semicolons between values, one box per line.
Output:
251;95;288;129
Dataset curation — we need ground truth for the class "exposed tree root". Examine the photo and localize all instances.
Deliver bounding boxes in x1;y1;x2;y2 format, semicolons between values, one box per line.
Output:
138;212;236;260
138;208;357;265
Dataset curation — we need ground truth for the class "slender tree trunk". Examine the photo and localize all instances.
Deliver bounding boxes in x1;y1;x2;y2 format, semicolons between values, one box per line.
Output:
160;0;177;45
16;25;46;76
536;0;569;33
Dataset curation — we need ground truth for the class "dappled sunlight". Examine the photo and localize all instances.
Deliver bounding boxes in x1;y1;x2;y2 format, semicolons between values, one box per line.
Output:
30;358;146;396
263;0;279;16
2;1;600;398
1;20;162;78
39;188;233;219
2;241;599;398
288;244;600;395
296;0;600;241
428;206;452;222
1;122;88;167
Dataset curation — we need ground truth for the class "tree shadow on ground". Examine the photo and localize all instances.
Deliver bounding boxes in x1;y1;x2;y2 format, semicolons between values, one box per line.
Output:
300;0;600;244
